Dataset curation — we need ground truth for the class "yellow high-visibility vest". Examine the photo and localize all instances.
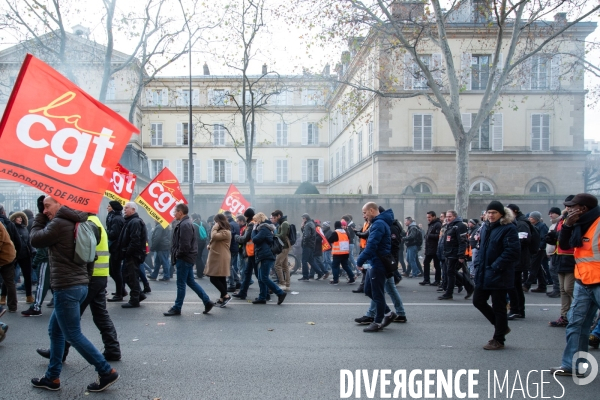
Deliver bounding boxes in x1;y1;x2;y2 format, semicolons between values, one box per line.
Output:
88;215;110;277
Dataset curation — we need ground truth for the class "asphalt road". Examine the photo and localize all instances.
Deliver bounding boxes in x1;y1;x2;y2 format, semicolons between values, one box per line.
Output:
1;274;598;399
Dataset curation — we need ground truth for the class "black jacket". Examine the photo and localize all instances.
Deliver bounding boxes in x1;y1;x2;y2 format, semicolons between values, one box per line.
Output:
443;218;468;259
116;212;147;263
106;210;125;254
425;219;442;256
404;222;420;247
301;219;316;249
235;222;255;258
513;213;532;272
251;222;276;263
0;214;22;255
171;215;197;265
14;222;33;260
228;217;240;254
151;224;171;252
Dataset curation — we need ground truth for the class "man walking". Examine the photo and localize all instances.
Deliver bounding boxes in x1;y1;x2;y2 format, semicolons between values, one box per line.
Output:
148;221;171;281
299;213;322;281
116;202;147;308
164;204;214;316
106;201;125;302
403;217;421;278
473;201;520;350
438;210;473;300
420;211;442;286
523;211;549;293
224;211;240;292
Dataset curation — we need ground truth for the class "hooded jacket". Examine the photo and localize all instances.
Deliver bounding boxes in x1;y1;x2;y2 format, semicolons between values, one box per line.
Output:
425;218;442;255
0;221;16;266
357;209;394;271
116;212;147;263
474;208;520;290
10;211;33;260
301;218;316;249
106;210;125;254
171;215;197;265
30;207;90;290
227;216;241;255
252;222;276;263
0;213;21;255
443;217;468;259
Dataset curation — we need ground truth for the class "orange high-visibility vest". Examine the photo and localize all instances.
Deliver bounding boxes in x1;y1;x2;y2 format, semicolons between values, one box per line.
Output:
573;216;600;285
240;226;255;256
359;222;370;249
317;227;331;252
332;229;350;255
556;219;575;256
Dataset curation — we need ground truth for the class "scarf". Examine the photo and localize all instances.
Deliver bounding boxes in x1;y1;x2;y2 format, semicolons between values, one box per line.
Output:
569;206;600;248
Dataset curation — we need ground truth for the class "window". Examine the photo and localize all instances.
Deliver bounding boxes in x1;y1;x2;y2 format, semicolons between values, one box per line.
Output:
181;159;190;182
147;88;168;106
470;181;494;194
181;89;191;105
348;138;354;167
239;159;260;183
471;55;490;90
413;114;432;151
272;90;291;106
276;159;288;183
305;159;320;183
177;123;189;146
413;55;431;90
150;123;163;146
358;130;363;161
368;122;373;155
151;159;163;177
470;114;491;150
341;144;346;172
209;89;227;105
213;124;225;146
531;114;550;151
246;122;257;145
276;122;288;146
530;182;549;194
214;160;226;183
302;123;319;145
178;89;199;106
531;56;549;90
106;78;115;100
302;89;323;105
414;182;431;194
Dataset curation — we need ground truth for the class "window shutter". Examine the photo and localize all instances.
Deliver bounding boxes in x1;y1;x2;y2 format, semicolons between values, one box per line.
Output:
461;53;472;91
176;89;183;106
176;123;183;146
318;158;324;183
145;89;153;105
207;159;214;183
531;114;541;150
542;114;550;151
225;160;232;183
413;114;422;150
432;53;443;88
161;89;169;106
256;159;264;183
404;53;413;90
423;114;432;150
282;123;288;146
301;123;308;145
282;160;289;183
302;159;307;182
208;89;214;105
314;125;319;144
238;160;246;183
192;89;200;105
461;113;472;136
194;158;201;183
162;159;169;171
176;159;183;182
550;54;561;90
491;114;503;151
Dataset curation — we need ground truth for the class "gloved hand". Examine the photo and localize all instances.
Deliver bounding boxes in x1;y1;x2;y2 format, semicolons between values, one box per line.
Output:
37;195;46;214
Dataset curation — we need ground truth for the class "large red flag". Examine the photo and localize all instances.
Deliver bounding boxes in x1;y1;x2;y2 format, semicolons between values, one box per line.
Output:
135;167;186;228
218;184;250;215
104;163;136;205
0;54;138;212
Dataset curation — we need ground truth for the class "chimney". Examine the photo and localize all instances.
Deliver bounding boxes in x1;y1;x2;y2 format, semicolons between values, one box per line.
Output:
262;63;268;75
322;64;330;76
335;63;343;81
391;1;425;21
554;13;567;23
203;62;210;75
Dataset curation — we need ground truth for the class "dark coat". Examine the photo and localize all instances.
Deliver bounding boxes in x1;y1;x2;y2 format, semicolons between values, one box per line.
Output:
534;221;549;250
404;222;420;247
171;215;197;265
106;210;125;254
10;212;33;260
0;213;21;255
151;224;171;252
116;212;147;263
30;207;90;290
425;218;442;256
474;209;520;290
228;217;240;255
301;219;316;249
356;209;394;271
235;222;255;258
252;222;276;263
513;213;532;272
443;218;468;259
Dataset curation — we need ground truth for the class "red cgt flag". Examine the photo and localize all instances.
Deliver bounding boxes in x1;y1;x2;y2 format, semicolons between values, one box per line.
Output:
218;184;250;215
0;54;138;212
104;163;136;205
135;167;186;228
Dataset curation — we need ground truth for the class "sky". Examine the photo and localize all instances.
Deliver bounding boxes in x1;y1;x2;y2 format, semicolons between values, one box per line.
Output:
1;0;599;139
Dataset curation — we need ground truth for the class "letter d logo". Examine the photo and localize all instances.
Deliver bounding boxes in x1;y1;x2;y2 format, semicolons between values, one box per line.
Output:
573;351;598;385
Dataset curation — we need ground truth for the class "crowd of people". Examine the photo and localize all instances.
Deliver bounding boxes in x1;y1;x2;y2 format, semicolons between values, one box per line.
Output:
1;193;600;390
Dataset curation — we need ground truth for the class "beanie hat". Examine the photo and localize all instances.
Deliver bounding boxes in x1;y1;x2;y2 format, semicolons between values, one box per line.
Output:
109;201;123;212
322;221;330;228
302;213;310;220
243;207;255;219
529;211;542;221
334;221;342;229
548;207;561;216
469;218;479;225
486;200;506;216
506;203;519;213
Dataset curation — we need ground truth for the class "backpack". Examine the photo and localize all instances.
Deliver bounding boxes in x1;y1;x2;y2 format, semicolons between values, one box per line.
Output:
74;221;97;264
271;234;284;255
194;222;208;241
524;220;541;255
390;219;403;249
287;223;297;246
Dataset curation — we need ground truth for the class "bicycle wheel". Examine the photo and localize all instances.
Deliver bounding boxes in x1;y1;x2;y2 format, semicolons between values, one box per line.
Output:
288;254;300;275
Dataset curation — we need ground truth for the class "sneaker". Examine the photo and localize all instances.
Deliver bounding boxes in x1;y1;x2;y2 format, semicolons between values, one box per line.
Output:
31;376;60;391
87;369;119;392
546;291;561;298
0;322;8;343
163;308;181;316
507;313;524;320
220;296;232;307
483;339;505;350
381;312;397;328
21;307;42;317
549;367;583;377
589;334;600;349
277;292;287;305
549;316;569;328
347;279;356;285
363;322;382;332
438;295;453;300
393;315;407;323
298;278;310;282
147;276;157;281
329;280;339;285
323;272;330;280
354;316;374;325
203;301;214;314
418;281;431;286
158;278;170;282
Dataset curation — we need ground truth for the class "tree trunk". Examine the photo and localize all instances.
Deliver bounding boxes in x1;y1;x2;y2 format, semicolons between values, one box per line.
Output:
455;138;470;218
99;0;116;103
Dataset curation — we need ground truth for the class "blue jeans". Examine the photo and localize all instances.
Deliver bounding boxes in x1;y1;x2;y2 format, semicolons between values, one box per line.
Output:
173;259;210;310
331;256;355;282
151;250;170;279
46;285;111;379
406;246;420;277
238;255;248;284
257;259;284;300
301;247;316;279
228;253;240;287
366;276;406;317
560;282;600;372
348;244;357;270
592;318;600;338
310;255;326;278
364;267;390;324
238;257;256;298
323;250;332;272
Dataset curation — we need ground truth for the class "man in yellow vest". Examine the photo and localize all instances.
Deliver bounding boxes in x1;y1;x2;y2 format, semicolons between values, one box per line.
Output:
36;214;121;362
550;193;600;378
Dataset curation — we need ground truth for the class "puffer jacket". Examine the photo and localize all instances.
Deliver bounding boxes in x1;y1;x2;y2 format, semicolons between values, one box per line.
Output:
425;218;442;256
443;218;468;259
301;219;316;249
474;208;520;290
151;224;171;252
252;222;276;263
106;210;125;254
30;207;90;290
10;212;33;260
171;215;197;265
356;209;394;271
116;212;147;263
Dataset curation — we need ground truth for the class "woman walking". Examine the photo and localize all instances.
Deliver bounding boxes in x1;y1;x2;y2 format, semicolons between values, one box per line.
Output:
251;212;286;305
10;212;35;303
205;214;232;307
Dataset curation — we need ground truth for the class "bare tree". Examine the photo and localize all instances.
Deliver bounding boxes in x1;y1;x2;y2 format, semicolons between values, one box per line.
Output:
295;0;599;216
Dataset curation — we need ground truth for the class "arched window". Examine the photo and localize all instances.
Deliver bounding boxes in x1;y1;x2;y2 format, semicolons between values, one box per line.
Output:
470;180;494;195
368;185;373;194
530;182;549;194
358;189;362;195
414;182;432;194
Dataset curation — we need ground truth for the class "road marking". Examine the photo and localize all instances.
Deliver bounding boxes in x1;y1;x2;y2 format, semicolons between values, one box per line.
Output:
133;301;561;306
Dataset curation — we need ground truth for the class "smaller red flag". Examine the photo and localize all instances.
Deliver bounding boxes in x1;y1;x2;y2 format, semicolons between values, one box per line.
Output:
135;167;186;228
218;184;250;215
104;163;136;205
